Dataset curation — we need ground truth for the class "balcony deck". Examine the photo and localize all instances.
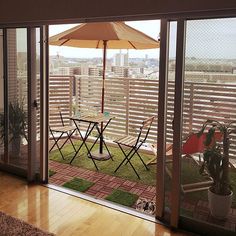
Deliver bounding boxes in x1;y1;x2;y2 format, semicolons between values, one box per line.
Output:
49;138;236;231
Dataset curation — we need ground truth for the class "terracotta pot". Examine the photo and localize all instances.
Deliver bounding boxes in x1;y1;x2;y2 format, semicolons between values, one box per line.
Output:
208;188;233;219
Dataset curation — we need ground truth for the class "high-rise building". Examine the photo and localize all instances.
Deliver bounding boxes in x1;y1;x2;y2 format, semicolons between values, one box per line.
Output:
113;50;129;66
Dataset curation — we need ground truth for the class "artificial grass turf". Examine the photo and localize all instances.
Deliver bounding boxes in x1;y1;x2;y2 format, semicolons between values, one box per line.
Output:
62;177;94;192
49;169;56;177
167;161;236;208
49;140;157;186
49;140;236;207
105;189;139;207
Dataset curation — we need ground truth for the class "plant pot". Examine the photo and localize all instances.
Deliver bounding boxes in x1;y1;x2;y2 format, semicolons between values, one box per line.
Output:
11;137;21;158
208;188;233;219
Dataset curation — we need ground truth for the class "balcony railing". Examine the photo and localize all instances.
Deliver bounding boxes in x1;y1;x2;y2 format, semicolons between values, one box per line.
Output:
49;75;236;159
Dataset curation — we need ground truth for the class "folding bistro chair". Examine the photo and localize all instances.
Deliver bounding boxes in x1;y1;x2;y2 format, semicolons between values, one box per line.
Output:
49;106;77;160
148;131;222;193
114;116;155;179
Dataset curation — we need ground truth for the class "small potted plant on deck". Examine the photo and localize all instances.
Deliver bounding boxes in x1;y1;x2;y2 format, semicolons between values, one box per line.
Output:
0;100;27;158
198;119;236;219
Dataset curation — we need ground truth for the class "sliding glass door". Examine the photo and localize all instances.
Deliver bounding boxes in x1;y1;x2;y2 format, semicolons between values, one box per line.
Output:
156;17;236;236
7;28;28;170
157;18;236;235
179;18;236;235
0;26;48;181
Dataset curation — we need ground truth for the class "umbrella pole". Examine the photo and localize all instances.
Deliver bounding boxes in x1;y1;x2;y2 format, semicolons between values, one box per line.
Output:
100;40;107;154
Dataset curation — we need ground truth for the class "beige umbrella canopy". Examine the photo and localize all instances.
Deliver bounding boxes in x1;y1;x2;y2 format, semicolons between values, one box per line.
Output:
49;21;160;113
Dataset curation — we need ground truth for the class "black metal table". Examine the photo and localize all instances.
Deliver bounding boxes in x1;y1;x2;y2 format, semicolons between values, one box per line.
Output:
70;113;114;170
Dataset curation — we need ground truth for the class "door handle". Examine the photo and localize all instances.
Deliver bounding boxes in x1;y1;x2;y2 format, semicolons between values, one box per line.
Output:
33;100;39;110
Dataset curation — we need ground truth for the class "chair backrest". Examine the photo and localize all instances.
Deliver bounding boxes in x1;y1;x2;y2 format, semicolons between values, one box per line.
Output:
136;116;155;144
182;131;222;155
49;106;65;126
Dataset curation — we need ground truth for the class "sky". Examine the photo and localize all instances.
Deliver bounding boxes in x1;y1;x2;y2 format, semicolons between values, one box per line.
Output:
185;18;236;59
49;20;161;59
16;18;236;60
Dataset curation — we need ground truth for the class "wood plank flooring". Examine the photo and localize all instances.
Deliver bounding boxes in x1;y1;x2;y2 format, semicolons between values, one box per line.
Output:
0;171;193;236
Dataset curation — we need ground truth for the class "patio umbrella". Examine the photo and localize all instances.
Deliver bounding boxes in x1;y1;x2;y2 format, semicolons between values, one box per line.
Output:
49;22;160;114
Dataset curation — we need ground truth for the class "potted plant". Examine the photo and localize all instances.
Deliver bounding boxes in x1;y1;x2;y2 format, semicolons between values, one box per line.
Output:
0;100;27;158
198;119;236;219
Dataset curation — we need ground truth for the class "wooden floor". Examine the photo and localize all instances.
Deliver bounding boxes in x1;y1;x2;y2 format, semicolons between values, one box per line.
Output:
0;172;193;236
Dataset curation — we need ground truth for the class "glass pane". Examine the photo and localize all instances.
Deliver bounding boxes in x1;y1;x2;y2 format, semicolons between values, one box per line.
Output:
181;18;236;233
7;28;28;169
35;27;41;174
164;21;177;221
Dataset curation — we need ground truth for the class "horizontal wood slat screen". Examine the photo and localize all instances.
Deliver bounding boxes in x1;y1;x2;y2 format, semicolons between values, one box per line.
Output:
48;75;236;159
49;76;73;128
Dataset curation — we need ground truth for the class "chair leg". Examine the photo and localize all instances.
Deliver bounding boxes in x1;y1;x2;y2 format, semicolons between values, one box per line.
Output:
59;128;76;151
114;144;140;179
67;130;76;152
136;151;149;170
114;144;133;172
124;148;149;171
124;149;135;165
54;132;66;160
126;157;140;179
59;133;70;150
49;129;58;152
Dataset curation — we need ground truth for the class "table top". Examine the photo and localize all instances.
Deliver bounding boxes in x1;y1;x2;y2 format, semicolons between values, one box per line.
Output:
71;113;114;123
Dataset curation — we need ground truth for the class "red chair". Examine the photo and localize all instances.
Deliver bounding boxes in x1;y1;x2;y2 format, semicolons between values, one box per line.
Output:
169;132;222;193
148;132;222;193
182;132;222;157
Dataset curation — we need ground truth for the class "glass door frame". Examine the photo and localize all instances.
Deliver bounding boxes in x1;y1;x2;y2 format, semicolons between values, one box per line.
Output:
39;25;49;183
156;18;170;220
0;25;49;182
156;17;236;236
156;18;185;227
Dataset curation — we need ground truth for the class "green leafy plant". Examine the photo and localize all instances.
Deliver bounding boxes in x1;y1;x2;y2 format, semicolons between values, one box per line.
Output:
0;100;27;143
8;100;27;141
198;119;236;195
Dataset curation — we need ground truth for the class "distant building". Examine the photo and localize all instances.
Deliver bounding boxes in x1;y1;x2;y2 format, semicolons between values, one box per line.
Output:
113;50;129;66
172;59;235;73
69;66;91;76
111;66;129;77
129;67;144;77
56;67;70;75
69;67;81;75
88;66;102;76
232;67;236;74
